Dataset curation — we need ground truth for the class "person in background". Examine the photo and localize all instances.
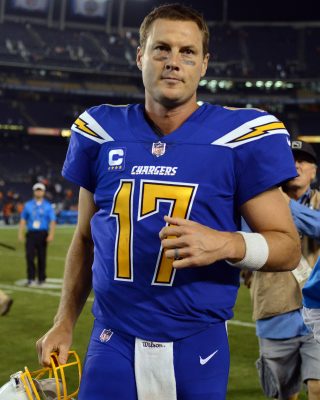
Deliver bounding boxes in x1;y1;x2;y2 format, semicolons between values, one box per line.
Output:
283;140;320;267
18;182;56;287
303;258;320;344
2;192;14;225
1;190;14;315
243;140;320;400
36;4;300;399
0;191;4;219
0;290;13;316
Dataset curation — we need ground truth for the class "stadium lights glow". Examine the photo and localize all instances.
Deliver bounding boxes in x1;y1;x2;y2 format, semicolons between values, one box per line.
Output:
202;79;295;92
297;136;320;143
0;124;24;131
207;80;217;92
202;79;298;92
61;129;72;137
28;127;60;136
274;81;284;88
208;80;217;87
225;81;233;90
202;79;235;91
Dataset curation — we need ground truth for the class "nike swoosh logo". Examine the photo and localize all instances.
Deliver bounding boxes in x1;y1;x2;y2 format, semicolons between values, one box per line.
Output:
199;350;219;365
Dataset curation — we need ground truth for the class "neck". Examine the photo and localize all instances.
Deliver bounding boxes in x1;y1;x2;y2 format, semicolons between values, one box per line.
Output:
285;186;310;200
144;97;199;135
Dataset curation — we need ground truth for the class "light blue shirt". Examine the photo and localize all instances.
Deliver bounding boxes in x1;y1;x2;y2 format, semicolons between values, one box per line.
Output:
256;309;311;339
290;197;320;240
21;199;56;231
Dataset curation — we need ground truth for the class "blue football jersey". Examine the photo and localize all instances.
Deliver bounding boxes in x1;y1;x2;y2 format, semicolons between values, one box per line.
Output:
62;102;297;341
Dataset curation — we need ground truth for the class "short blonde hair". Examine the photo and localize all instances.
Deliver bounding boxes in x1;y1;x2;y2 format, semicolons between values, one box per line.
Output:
139;3;209;57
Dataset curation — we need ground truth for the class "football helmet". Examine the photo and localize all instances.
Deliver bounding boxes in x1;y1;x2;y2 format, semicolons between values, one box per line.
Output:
0;351;81;400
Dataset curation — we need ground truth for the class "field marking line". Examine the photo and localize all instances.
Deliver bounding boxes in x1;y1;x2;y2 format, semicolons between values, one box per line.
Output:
0;284;94;302
228;319;255;328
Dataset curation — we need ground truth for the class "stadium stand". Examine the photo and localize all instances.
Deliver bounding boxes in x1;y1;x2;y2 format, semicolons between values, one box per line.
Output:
1;22;320;79
242;26;301;78
0;2;319;225
305;27;320;77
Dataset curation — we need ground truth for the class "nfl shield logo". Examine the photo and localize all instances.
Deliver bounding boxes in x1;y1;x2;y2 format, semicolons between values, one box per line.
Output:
152;141;166;157
99;329;114;343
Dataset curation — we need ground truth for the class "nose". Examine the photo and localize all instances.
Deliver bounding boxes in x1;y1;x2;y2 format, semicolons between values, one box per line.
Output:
165;63;179;71
164;51;180;71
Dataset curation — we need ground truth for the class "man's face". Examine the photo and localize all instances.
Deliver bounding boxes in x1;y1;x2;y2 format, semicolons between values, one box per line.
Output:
34;189;45;200
137;19;209;108
286;153;317;191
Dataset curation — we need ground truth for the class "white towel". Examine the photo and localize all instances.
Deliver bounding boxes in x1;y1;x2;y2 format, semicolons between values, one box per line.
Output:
135;338;177;400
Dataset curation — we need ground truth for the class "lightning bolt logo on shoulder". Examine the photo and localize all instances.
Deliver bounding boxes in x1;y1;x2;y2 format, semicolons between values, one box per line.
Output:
74;117;103;139
71;110;114;144
232;121;286;142
211;114;289;148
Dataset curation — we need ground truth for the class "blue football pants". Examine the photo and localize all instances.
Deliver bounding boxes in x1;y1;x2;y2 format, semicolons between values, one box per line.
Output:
78;320;230;400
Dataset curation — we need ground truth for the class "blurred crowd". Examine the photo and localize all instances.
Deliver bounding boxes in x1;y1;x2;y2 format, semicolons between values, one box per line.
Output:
0;177;77;225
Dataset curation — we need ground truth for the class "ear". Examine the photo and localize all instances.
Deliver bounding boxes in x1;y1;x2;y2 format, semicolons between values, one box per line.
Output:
136;46;143;71
201;53;210;78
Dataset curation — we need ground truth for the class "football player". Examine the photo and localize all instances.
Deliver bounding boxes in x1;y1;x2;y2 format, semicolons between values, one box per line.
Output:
36;3;301;399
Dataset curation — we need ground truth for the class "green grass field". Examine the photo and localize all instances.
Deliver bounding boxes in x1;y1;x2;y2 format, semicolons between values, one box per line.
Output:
0;225;308;399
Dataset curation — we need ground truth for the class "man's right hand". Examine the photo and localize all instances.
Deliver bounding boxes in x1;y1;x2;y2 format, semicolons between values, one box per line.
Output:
36;324;73;366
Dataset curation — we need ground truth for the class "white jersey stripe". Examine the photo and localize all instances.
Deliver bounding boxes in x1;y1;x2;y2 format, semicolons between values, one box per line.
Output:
211;114;289;148
220;130;290;148
71;110;114;144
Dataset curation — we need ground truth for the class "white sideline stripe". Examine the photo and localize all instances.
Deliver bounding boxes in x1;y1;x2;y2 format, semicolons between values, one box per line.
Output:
15;278;63;287
0;284;94;302
0;282;254;327
228;319;255;328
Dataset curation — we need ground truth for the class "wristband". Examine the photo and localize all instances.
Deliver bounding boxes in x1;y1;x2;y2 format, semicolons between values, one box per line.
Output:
227;231;269;271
